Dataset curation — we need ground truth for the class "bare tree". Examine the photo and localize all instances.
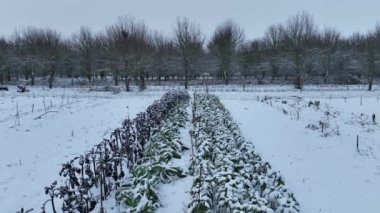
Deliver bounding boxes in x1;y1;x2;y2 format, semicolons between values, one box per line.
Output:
152;32;178;84
106;17;132;88
12;29;39;85
0;37;9;84
73;26;95;84
346;32;369;83
238;40;264;79
1;12;380;89
282;11;318;88
208;20;244;85
106;16;153;91
364;24;380;91
93;33;109;81
320;27;341;83
174;17;204;89
60;39;80;86
43;30;62;89
15;27;61;88
263;24;284;81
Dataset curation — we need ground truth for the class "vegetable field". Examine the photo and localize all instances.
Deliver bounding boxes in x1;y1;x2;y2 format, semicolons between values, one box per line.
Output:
1;85;380;213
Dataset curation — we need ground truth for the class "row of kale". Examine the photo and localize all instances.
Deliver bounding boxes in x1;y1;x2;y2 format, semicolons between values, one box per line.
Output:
24;90;189;213
115;99;189;212
188;93;300;213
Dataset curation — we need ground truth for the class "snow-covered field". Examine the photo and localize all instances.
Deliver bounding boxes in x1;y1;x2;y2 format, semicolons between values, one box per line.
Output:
0;86;163;212
1;85;380;212
217;87;380;213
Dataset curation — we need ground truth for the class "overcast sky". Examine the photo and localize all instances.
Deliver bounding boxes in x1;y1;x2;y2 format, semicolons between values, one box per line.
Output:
0;0;379;40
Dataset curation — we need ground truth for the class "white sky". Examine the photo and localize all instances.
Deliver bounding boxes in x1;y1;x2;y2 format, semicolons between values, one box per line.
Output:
0;0;379;40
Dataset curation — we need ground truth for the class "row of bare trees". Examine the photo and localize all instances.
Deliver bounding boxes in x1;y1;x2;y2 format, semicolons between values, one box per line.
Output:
240;11;380;90
0;12;380;90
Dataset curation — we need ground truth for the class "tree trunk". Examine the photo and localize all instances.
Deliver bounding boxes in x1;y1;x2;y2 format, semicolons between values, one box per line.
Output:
0;66;3;85
323;68;329;84
7;70;11;81
368;63;374;91
294;74;302;90
368;49;375;91
48;64;55;89
125;77;130;92
114;76;119;86
86;62;92;84
294;49;303;89
322;53;332;84
48;77;53;89
139;74;145;91
185;70;189;89
87;74;91;83
113;70;119;86
31;65;35;86
31;74;35;86
223;60;230;85
224;66;228;85
270;59;278;82
368;77;373;91
184;61;189;89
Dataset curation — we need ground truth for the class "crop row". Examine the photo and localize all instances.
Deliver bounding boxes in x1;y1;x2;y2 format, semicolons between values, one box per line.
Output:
115;98;189;212
188;93;299;213
36;90;189;213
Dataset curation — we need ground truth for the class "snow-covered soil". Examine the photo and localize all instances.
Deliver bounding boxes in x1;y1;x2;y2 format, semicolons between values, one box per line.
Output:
0;86;162;212
2;85;380;212
217;88;380;213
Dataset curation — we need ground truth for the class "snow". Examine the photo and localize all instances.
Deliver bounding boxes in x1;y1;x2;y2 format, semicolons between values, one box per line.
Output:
217;86;380;213
0;86;162;212
1;84;380;212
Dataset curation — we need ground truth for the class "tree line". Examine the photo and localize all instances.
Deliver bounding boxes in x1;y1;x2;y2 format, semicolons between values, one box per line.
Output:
0;11;379;90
